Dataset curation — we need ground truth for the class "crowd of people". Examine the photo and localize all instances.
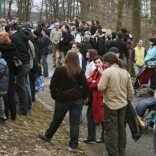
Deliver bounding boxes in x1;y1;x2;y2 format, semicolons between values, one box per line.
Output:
0;16;156;156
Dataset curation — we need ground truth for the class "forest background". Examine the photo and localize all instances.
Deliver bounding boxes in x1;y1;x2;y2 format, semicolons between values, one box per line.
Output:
4;0;156;48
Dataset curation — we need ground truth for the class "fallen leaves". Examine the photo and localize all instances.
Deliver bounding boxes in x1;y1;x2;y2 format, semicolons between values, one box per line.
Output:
0;101;95;156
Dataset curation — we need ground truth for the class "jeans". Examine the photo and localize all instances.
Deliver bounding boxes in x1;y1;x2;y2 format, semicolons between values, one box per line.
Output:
45;99;83;149
86;105;104;141
42;54;49;76
16;64;30;113
0;97;6;119
133;65;142;77
104;104;126;156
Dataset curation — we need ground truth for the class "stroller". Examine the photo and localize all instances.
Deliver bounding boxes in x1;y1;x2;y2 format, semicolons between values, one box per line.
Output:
135;97;156;133
134;65;156;97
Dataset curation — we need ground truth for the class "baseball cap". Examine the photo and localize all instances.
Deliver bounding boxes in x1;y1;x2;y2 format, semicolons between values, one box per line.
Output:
108;47;119;54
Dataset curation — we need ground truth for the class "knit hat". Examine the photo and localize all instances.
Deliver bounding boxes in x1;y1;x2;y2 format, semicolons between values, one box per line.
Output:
33;30;40;37
108;47;119;54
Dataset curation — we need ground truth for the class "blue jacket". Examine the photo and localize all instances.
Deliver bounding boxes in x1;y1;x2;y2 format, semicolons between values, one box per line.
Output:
0;58;9;96
144;46;156;66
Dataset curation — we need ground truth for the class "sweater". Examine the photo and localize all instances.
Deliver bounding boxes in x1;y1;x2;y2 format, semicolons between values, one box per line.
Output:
49;66;89;102
98;64;134;110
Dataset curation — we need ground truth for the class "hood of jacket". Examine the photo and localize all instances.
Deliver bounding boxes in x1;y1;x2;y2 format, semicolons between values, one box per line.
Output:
14;32;29;42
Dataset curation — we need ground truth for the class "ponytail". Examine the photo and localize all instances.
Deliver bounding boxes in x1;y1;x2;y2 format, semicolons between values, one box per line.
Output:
117;59;125;69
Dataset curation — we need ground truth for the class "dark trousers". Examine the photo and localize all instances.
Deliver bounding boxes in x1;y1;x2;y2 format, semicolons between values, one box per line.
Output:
86;105;104;141
16;64;30;113
3;91;16;120
104;104;126;156
30;79;35;102
45;99;83;149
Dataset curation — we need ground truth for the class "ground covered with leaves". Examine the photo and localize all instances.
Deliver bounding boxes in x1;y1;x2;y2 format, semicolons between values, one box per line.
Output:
0;101;95;156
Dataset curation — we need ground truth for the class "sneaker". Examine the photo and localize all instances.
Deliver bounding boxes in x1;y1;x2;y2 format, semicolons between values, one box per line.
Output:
83;139;96;144
96;139;104;143
68;147;76;152
39;131;50;142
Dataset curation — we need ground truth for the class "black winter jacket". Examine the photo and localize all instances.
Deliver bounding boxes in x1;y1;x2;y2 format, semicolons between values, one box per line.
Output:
109;39;127;59
59;32;72;52
10;32;30;64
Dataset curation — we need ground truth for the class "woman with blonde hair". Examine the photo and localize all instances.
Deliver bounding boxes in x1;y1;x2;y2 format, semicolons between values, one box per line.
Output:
39;50;89;152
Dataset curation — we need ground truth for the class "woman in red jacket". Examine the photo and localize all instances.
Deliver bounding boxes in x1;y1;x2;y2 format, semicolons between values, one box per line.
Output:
83;55;105;143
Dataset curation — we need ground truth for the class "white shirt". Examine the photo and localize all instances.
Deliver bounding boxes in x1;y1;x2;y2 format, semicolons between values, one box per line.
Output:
78;53;83;68
75;34;82;43
85;61;96;78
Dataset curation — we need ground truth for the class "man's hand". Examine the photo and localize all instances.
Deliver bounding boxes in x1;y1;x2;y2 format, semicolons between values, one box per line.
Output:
154;90;156;99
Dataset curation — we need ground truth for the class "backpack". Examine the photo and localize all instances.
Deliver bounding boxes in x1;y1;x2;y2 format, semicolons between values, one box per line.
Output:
126;38;133;49
0;58;9;97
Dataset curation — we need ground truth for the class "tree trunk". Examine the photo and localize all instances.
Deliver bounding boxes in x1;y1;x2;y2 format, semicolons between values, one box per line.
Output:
132;0;141;46
39;0;44;23
116;0;124;32
7;0;13;18
151;0;156;26
17;0;23;23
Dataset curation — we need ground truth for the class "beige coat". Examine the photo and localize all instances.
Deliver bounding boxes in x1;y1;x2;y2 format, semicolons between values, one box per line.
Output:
98;64;134;110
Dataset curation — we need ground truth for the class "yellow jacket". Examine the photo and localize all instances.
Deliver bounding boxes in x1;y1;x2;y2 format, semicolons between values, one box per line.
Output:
134;46;145;66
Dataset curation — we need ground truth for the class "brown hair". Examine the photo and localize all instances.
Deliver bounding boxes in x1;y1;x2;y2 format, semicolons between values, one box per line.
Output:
94;55;103;63
64;50;81;81
88;49;98;62
102;52;125;69
0;32;11;44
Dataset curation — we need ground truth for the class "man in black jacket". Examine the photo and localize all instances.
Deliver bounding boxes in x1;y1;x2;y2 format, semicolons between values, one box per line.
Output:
109;32;127;61
5;24;30;116
95;29;106;56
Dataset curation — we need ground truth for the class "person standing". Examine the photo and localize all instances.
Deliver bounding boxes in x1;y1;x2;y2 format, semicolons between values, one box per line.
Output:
109;32;127;61
50;22;62;67
39;51;89;152
74;27;82;43
98;52;134;156
5;24;30;116
59;25;72;64
84;56;105;144
131;39;146;76
41;28;52;77
95;29;106;56
85;49;98;78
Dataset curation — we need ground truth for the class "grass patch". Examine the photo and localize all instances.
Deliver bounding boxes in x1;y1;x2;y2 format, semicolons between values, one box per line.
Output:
0;101;96;156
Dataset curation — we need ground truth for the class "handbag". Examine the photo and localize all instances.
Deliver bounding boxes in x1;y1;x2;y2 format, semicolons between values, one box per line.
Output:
84;90;92;106
35;76;44;92
13;56;22;67
13;56;23;75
